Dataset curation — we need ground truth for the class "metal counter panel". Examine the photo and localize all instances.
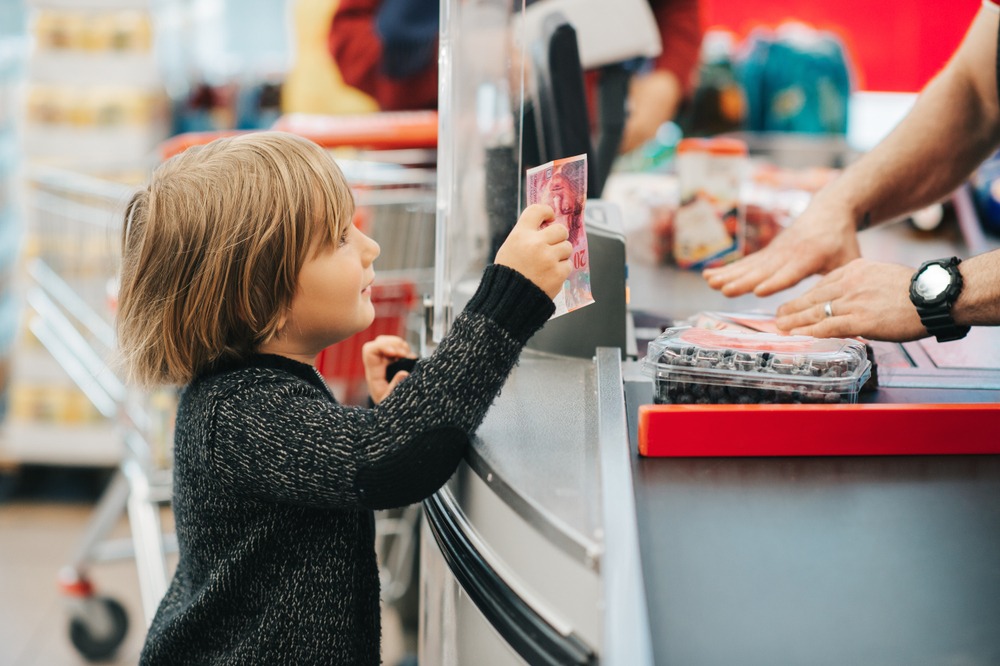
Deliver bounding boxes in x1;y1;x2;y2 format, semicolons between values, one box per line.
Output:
470;351;603;568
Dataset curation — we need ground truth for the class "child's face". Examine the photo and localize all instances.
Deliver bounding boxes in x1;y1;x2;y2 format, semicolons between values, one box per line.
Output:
281;224;381;355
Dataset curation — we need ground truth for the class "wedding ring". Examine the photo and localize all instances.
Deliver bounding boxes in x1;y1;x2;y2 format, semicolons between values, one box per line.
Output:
823;301;834;318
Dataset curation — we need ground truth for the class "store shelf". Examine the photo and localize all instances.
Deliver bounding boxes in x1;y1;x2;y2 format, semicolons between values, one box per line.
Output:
29;52;160;89
0;420;122;467
22;124;166;165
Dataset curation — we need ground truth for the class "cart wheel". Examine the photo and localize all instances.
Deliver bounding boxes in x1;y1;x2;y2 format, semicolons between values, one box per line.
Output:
69;597;129;662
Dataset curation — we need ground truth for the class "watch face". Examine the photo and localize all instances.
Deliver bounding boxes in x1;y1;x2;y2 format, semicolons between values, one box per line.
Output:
914;263;951;300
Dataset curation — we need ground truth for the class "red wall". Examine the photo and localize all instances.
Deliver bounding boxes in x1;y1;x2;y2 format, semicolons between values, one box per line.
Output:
702;0;981;92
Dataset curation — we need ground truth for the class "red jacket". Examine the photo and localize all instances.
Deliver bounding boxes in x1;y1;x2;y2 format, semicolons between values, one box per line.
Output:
330;0;703;112
330;0;439;111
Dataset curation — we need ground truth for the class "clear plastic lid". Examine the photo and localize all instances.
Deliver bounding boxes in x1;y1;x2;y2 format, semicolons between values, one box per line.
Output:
642;326;872;395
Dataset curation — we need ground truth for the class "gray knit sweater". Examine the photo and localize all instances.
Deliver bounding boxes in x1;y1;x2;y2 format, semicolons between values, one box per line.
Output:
139;265;554;665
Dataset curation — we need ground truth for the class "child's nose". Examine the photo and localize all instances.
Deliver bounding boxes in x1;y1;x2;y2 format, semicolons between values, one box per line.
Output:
365;233;380;262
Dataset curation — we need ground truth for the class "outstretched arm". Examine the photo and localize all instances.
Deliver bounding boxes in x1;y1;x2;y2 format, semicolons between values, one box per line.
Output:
704;6;1000;298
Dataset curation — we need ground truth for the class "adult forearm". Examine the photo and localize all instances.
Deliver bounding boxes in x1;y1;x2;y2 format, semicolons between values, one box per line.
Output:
826;9;1000;225
955;249;1000;327
827;72;999;225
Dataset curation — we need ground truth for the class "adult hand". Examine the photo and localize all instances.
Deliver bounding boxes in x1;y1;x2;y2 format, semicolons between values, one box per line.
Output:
362;335;415;404
702;194;862;297
773;258;927;342
494;204;573;299
619;70;682;154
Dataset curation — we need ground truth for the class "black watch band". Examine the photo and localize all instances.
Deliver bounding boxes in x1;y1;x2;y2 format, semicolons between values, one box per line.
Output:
909;257;970;343
916;307;971;343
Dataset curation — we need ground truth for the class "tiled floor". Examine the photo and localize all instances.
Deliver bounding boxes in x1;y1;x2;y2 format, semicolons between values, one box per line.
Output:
0;467;415;666
0;473;158;665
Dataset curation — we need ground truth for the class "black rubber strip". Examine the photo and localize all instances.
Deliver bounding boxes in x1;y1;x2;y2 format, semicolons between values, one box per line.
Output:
422;491;596;666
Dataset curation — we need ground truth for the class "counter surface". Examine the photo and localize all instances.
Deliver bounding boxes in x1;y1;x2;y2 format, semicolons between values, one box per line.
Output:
437;197;1000;665
625;379;1000;666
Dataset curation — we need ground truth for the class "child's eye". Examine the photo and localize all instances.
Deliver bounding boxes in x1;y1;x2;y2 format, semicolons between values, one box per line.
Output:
338;228;350;246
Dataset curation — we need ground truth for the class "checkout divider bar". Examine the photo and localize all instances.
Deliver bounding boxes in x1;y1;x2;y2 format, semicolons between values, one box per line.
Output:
595;347;654;666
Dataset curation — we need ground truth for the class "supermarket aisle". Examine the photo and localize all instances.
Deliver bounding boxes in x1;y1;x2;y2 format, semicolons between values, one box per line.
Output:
0;468;168;666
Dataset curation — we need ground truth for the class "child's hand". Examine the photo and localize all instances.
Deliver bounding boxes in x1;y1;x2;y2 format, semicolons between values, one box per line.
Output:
362;335;416;404
494;204;573;299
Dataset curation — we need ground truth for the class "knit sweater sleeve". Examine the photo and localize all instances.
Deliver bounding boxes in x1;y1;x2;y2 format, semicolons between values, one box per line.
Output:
208;265;553;510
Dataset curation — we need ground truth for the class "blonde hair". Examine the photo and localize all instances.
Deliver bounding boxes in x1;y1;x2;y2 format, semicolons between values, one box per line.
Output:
116;131;355;387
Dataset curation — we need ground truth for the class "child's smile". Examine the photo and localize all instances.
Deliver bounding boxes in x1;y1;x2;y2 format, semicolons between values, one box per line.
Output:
263;224;381;362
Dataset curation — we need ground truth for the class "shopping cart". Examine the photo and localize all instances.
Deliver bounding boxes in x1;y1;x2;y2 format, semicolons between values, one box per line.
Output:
27;113;437;661
24;162;176;661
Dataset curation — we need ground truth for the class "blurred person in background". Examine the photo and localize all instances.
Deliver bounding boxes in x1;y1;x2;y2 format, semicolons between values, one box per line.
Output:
329;0;703;154
703;1;1000;343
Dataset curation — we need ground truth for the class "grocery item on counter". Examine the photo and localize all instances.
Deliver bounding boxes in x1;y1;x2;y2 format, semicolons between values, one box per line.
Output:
685;309;879;392
642;326;872;405
742;163;838;254
604;159;838;266
672;136;748;269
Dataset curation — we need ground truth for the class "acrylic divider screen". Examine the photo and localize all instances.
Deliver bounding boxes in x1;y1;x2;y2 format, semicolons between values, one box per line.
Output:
433;0;529;342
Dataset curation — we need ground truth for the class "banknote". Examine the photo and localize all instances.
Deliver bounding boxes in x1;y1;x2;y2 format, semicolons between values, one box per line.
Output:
526;154;594;317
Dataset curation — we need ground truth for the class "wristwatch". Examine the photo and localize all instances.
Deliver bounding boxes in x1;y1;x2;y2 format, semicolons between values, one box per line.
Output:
908;256;970;342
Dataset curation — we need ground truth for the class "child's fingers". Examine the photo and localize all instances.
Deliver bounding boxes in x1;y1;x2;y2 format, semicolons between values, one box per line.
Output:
539;222;570;244
386;371;410;393
554;238;573;260
517;204;555;230
362;335;411;361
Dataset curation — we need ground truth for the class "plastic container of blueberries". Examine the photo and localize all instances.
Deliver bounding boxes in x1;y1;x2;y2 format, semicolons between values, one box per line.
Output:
641;326;872;405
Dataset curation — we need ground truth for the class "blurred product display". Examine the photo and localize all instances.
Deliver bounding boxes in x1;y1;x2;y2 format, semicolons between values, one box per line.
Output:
161;0;293;134
679;30;746;137
614;119;683;174
23;3;169;165
679;23;854;138
0;18;26;426
606;147;837;269
738;22;854;135
971;150;1000;236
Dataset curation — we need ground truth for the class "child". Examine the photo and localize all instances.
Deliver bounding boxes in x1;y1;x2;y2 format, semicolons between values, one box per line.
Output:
116;131;571;665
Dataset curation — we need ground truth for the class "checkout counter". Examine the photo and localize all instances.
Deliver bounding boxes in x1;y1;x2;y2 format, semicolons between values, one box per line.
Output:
419;2;1000;664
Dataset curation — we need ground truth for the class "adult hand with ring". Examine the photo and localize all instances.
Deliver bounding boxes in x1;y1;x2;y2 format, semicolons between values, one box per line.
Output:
774;258;927;342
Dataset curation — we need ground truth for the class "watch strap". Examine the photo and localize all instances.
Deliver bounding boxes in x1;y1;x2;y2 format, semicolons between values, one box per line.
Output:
916;307;971;343
910;257;970;343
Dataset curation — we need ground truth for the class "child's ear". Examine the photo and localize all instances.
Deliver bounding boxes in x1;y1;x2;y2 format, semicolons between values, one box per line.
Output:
274;310;289;336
